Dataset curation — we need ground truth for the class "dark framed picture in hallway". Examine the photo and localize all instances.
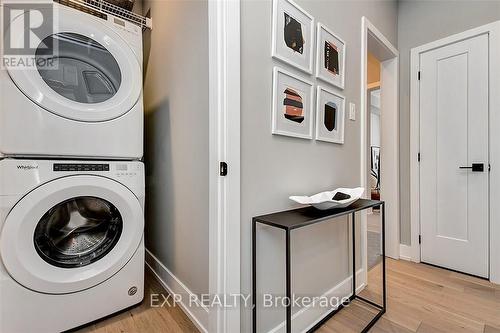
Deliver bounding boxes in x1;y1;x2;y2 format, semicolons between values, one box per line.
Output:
272;67;314;139
316;23;346;89
271;0;314;74
315;86;345;144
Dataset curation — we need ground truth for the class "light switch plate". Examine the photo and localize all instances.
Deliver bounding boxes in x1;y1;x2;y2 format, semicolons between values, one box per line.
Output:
349;102;356;120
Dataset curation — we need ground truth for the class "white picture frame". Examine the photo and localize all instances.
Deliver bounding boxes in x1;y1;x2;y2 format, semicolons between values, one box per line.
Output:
315;85;345;144
271;0;314;74
272;67;314;139
315;23;346;89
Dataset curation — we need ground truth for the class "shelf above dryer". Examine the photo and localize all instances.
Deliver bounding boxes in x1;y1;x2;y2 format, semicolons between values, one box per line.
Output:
54;0;153;30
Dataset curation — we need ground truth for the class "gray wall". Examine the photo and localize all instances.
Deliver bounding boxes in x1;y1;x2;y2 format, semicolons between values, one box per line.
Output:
240;1;397;331
132;0;142;15
398;0;500;245
142;0;209;295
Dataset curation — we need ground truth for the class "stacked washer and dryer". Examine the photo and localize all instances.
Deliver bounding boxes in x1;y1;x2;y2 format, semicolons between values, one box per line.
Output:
0;2;146;332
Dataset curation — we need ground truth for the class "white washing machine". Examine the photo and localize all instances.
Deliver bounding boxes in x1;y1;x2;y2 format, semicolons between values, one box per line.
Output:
0;159;145;333
0;1;144;159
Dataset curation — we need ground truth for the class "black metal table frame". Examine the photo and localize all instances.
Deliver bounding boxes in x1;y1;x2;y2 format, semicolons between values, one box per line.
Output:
252;201;386;333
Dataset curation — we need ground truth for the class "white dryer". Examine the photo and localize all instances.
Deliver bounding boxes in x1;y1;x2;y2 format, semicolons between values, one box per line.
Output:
0;159;145;333
0;2;143;159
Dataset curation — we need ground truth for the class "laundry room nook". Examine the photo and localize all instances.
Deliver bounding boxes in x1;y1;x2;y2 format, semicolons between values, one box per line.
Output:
3;0;500;333
0;0;151;332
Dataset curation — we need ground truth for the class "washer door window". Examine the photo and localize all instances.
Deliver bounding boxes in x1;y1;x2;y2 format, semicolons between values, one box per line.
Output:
0;176;143;294
5;6;141;122
36;33;122;104
34;196;123;268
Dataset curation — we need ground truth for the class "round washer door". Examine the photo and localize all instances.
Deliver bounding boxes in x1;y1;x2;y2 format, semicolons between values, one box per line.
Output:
5;5;141;122
0;176;143;294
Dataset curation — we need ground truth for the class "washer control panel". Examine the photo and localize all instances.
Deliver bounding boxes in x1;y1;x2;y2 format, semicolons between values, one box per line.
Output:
53;163;110;172
115;163;140;177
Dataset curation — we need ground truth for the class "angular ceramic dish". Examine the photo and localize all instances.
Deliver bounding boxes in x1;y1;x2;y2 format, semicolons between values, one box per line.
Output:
289;187;365;210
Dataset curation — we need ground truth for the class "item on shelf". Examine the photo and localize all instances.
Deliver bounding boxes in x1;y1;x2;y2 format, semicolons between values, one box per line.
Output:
105;0;135;11
289;187;364;210
332;192;350;201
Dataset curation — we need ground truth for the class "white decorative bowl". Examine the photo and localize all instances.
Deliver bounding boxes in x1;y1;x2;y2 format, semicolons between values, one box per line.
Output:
289;187;365;210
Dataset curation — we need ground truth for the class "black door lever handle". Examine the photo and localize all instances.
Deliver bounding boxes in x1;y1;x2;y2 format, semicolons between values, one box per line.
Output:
459;163;484;172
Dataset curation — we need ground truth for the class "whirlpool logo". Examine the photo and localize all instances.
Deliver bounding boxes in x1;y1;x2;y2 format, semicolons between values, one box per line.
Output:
17;165;39;170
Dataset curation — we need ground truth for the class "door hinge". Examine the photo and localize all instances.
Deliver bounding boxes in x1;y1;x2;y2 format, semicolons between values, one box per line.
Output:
418;153;421;162
418;71;421;80
219;162;228;176
419;235;422;244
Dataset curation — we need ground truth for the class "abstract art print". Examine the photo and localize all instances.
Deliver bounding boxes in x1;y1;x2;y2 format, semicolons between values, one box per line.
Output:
315;86;345;144
272;67;314;139
316;23;346;89
272;0;314;74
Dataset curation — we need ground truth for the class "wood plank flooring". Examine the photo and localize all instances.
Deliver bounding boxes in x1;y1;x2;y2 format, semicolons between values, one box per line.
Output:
319;259;500;333
74;268;199;333
74;259;500;332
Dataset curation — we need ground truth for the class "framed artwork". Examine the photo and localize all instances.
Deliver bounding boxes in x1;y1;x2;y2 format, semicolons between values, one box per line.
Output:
371;146;380;189
271;0;314;74
272;67;314;139
315;23;346;89
371;146;380;174
315;86;345;144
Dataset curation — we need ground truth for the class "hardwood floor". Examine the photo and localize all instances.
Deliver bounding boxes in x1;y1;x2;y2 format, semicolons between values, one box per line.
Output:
367;212;382;233
319;259;500;333
74;268;199;333
74;259;500;333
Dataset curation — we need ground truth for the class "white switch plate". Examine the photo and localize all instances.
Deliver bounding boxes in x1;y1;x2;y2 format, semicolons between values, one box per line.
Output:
349;102;356;120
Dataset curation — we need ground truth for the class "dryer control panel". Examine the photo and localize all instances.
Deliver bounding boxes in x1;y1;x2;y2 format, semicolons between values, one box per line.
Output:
53;164;110;172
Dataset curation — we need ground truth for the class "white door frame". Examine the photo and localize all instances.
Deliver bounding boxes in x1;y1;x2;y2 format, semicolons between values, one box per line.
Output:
208;0;241;332
409;21;500;283
360;17;400;271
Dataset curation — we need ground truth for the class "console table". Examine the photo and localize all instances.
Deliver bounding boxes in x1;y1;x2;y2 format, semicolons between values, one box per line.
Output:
252;199;386;333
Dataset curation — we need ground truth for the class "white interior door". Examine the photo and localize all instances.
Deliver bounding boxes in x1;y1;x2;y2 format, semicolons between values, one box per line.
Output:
419;33;489;278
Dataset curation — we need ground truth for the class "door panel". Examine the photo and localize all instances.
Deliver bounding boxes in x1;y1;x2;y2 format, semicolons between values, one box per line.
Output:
420;34;489;278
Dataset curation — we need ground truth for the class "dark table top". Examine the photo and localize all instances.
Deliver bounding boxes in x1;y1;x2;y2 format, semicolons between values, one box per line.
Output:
253;199;384;230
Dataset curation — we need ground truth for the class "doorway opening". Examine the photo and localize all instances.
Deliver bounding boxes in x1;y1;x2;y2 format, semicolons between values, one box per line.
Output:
360;17;399;288
367;83;382;271
366;51;382;272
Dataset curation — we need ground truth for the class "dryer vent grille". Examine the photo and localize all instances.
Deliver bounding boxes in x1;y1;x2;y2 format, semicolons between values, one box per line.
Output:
54;0;152;30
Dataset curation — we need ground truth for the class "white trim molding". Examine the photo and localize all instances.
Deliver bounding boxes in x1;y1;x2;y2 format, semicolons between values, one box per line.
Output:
360;17;400;269
268;269;365;333
399;244;412;262
409;21;500;284
145;249;209;333
208;0;242;332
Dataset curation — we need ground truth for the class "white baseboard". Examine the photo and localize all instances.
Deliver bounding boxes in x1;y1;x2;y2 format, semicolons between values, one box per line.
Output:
267;269;365;333
145;248;209;333
399;244;412;261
